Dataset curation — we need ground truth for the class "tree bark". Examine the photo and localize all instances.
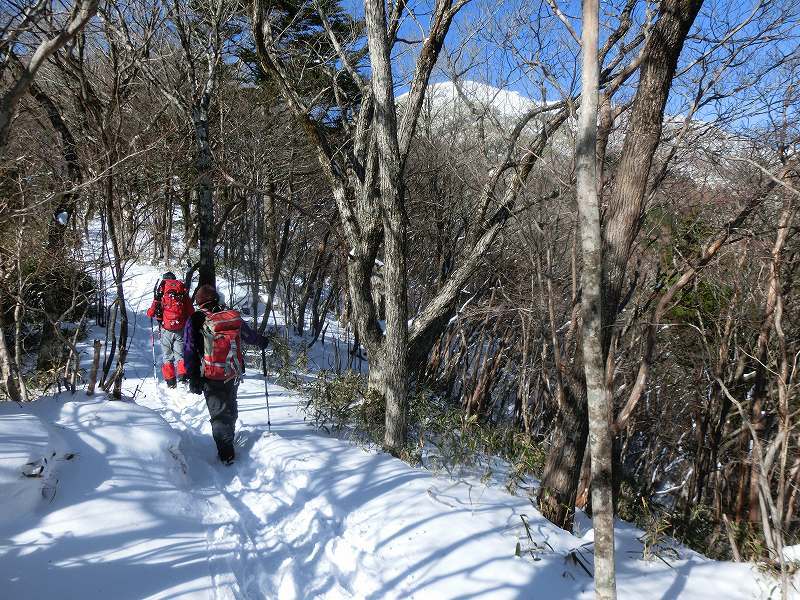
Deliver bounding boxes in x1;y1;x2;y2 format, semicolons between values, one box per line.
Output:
193;102;216;287
601;0;703;351
748;192;795;524
259;217;291;333
576;5;617;586
364;0;409;453
87;339;101;395
538;381;588;531
539;0;703;533
102;161;129;400
0;311;22;402
297;226;333;335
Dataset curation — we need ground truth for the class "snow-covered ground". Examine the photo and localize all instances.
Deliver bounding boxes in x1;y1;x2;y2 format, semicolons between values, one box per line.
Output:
0;261;789;598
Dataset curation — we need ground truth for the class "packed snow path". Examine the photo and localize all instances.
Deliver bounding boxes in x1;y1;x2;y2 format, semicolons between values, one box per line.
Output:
0;264;781;599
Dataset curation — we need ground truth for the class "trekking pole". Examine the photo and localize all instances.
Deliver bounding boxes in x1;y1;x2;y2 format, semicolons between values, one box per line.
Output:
261;347;271;432
150;318;159;382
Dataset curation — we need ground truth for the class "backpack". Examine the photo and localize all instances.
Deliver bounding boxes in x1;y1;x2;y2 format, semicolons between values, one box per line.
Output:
152;282;164;320
161;279;189;331
201;309;244;382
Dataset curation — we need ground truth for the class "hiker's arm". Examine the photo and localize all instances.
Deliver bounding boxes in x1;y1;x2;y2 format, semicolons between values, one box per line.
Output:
146;298;160;319
241;321;269;349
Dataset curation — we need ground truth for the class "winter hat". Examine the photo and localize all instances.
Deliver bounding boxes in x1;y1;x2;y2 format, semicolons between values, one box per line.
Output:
162;271;176;280
195;284;219;308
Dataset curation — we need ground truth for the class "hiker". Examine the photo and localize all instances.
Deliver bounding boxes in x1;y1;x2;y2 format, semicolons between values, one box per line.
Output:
184;284;269;465
146;272;194;388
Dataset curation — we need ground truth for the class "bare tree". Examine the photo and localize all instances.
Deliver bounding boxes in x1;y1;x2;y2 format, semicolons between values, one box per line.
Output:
131;0;237;286
252;0;474;452
538;0;705;529
0;0;98;151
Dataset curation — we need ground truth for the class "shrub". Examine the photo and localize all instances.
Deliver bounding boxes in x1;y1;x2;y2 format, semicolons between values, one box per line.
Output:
303;370;384;444
301;370;546;489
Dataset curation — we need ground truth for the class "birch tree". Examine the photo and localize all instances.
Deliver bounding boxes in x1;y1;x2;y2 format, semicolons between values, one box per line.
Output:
575;0;615;596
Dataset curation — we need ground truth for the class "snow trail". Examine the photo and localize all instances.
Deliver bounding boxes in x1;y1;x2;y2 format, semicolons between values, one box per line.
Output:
0;261;783;598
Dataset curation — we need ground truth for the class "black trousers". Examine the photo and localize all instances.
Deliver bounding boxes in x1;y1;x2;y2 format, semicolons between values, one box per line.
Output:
203;379;238;460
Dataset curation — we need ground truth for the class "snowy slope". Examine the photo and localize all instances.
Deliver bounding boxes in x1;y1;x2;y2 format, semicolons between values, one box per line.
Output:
401;80;538;119
0;261;787;599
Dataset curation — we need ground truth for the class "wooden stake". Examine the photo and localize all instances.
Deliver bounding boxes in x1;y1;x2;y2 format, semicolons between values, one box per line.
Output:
87;339;101;395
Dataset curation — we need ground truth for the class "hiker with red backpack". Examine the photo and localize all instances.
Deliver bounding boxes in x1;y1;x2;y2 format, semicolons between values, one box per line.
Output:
146;272;194;388
183;284;269;465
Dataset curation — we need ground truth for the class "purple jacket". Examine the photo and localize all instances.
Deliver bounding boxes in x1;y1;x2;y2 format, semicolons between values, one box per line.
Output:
183;309;268;381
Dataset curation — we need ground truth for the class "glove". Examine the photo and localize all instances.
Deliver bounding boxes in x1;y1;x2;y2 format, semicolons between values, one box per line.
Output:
189;378;203;395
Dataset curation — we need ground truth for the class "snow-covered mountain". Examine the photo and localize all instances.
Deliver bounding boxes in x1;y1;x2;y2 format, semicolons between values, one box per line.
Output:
400;80;759;189
398;80;575;161
399;80;540;119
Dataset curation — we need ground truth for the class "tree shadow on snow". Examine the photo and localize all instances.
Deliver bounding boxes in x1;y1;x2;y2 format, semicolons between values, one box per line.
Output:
0;398;227;599
229;384;728;600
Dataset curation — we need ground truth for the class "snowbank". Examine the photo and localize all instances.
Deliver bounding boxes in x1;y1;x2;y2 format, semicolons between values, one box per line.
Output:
0;395;210;599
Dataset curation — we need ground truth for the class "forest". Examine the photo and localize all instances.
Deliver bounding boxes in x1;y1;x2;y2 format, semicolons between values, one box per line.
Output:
1;0;799;598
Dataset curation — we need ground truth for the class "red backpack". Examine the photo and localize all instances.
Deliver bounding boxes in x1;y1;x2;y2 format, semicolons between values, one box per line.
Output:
201;310;244;382
161;279;189;331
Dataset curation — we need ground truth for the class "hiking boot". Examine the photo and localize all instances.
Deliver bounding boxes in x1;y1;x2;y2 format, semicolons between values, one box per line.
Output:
166;378;177;389
219;448;235;465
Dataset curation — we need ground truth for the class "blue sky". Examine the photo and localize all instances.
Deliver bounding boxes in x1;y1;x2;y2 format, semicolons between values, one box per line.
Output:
339;0;799;128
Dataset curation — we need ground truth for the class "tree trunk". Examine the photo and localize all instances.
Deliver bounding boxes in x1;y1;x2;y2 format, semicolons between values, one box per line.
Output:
578;12;619;565
87;339;101;395
539;382;589;531
181;187;193;246
258;217;291;334
594;1;704;515
601;0;703;349
13;292;29;402
165;189;174;264
103;163;129;400
0;311;22;402
193;102;216;287
297;226;333;335
748;193;795;526
364;0;410;453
